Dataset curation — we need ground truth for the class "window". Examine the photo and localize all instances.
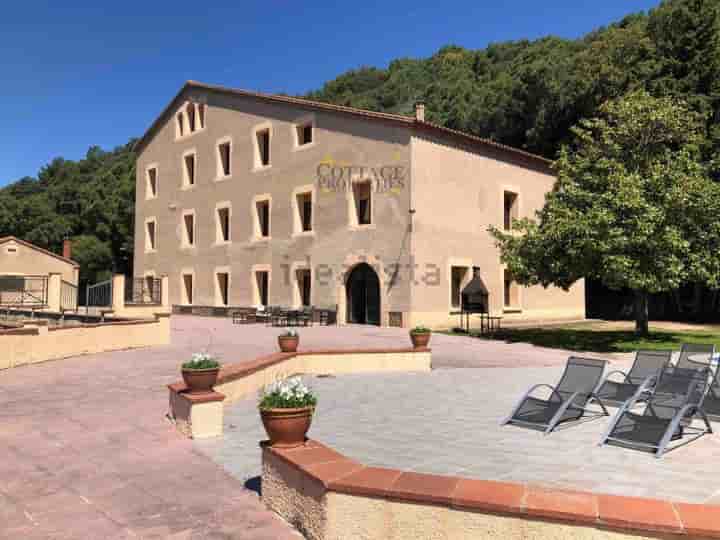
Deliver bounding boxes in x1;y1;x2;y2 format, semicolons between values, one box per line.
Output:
187;103;196;133
296;191;313;233
216;205;231;243
215;271;230;306
145;219;157;252
504;269;519;308
353;181;372;225
217;140;231;178
177;114;185;137
183;152;196;187
296;269;311;307
255;271;269;306
256;199;270;238
256;129;270;167
504;191;519;230
297;123;313;146
197;103;205;130
146;167;158;199
451;266;469;309
182;211;195;247
182;273;194;304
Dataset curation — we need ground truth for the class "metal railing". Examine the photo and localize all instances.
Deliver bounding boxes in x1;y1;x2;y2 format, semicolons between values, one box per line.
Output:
60;280;78;312
86;279;113;309
125;277;161;305
0;275;48;306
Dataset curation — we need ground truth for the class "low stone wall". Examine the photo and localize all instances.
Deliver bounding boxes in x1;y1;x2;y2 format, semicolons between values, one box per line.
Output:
167;347;431;439
0;313;171;370
262;439;720;540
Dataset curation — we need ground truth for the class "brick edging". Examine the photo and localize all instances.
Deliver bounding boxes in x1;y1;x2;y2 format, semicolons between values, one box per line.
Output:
264;439;720;537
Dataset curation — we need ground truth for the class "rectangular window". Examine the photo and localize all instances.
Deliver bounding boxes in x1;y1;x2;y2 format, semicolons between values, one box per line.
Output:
216;206;231;243
256;200;270;238
296;192;312;232
297;269;311;307
184;153;196;186
297;123;313;146
182;273;194;304
216;272;229;306
504;270;519;308
255;271;269;306
145;220;156;251
147;167;158;198
187;104;196;133
353;181;372;225
218;141;231;177
504;191;518;230
183;212;195;247
451;266;468;309
256;129;270;167
197;103;205;129
177;114;184;137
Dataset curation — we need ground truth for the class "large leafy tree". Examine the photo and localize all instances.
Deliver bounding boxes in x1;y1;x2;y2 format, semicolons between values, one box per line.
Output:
491;90;720;334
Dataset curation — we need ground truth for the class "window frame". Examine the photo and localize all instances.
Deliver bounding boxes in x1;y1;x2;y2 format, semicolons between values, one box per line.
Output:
182;149;197;190
144;217;158;253
292;114;316;151
215;136;232;181
252;122;273;171
214;266;231;307
292;185;315;236
215;201;232;245
252;194;272;241
145;164;159;200
180;268;195;305
181;209;196;249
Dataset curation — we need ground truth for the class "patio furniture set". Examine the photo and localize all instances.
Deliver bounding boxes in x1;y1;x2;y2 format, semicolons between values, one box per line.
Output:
503;343;720;457
232;306;337;327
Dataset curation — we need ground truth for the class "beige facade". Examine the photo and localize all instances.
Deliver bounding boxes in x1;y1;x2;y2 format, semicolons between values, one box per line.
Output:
0;237;79;284
134;82;584;329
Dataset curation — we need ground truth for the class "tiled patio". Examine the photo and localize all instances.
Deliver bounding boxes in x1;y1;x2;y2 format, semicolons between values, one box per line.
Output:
0;316;628;538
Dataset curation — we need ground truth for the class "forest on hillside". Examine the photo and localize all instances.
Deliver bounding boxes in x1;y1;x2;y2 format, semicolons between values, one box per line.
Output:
1;0;719;316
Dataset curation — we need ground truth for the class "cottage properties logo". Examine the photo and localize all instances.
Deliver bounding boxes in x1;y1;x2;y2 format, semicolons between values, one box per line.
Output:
315;154;407;195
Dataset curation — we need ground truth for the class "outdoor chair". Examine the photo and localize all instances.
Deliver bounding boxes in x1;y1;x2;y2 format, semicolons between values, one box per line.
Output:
599;366;713;458
701;367;720;421
502;356;609;434
674;343;715;370
595;350;672;406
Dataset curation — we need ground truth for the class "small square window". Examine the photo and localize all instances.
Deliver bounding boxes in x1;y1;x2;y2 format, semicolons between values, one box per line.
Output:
297;123;313;146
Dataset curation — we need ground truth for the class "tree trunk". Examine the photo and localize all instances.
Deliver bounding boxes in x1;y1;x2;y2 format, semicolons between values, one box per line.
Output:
634;290;649;336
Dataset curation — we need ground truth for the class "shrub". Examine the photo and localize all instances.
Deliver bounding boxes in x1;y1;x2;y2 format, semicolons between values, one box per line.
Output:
259;376;317;409
182;352;220;370
410;325;431;334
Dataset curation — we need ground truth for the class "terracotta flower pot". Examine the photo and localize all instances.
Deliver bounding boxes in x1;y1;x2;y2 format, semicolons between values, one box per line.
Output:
278;335;299;352
410;331;431;348
181;367;220;393
260;406;314;448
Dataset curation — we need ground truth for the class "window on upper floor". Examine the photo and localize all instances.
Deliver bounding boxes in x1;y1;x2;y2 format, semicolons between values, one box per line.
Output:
296;122;313;147
255;199;270;238
177;114;185;137
353;181;372;226
217;140;231;178
183;152;196;187
182;211;195;247
504;191;519;231
255;129;270;168
216;205;231;243
145;219;157;252
295;191;313;233
146;167;158;199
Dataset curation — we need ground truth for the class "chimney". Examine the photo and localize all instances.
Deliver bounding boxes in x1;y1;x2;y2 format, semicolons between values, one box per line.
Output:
414;101;425;122
63;238;72;260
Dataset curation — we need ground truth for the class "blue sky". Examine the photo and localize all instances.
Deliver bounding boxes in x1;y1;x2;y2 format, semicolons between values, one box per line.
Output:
0;0;660;186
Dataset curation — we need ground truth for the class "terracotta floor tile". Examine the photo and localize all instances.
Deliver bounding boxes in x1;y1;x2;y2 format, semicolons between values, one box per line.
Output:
598;494;682;534
452;478;525;514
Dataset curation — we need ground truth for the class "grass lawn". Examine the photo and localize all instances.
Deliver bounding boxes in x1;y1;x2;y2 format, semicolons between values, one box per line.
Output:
445;323;720;353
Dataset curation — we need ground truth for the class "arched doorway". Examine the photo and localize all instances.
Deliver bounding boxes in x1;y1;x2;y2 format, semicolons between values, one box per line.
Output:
346;263;380;325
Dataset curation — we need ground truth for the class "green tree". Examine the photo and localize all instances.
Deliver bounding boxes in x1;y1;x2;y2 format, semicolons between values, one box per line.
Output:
490;90;720;334
70;235;113;283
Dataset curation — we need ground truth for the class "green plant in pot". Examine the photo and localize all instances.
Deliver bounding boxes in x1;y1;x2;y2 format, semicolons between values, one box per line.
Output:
181;353;221;394
409;325;432;348
259;376;317;447
278;328;299;352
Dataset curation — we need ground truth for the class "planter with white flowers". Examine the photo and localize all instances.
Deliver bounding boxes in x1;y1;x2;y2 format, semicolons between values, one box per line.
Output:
278;329;299;352
259;376;317;447
181;353;221;394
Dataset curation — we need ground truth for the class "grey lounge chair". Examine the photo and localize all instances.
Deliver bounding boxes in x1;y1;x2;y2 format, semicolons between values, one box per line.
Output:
502;356;609;434
675;343;715;370
599;366;712;458
595;350;672;406
701;367;720;422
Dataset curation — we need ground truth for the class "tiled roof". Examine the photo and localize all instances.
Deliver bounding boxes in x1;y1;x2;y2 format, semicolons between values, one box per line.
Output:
134;80;552;171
